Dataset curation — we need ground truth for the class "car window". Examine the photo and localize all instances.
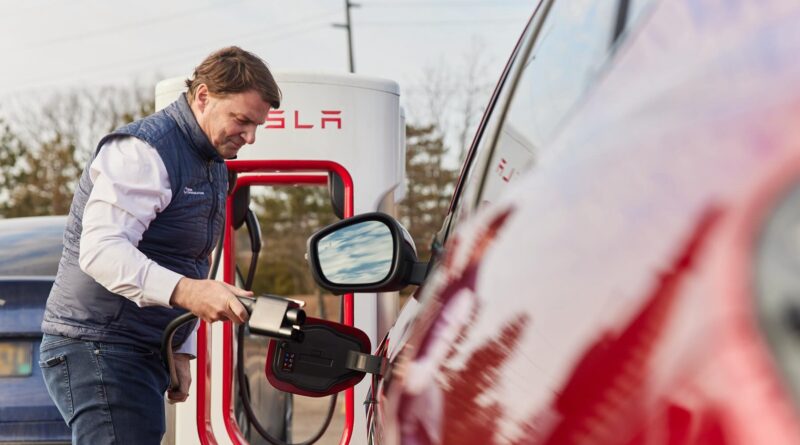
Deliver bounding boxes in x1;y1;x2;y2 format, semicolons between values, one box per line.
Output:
442;5;545;240
478;0;620;204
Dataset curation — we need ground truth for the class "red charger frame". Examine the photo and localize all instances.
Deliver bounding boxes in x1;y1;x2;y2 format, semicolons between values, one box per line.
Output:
196;159;355;445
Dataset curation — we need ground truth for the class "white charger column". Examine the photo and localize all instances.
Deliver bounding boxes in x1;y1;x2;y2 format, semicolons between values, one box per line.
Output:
157;71;404;445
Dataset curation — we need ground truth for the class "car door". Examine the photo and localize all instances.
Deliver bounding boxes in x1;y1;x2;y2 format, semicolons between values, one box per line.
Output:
373;1;660;444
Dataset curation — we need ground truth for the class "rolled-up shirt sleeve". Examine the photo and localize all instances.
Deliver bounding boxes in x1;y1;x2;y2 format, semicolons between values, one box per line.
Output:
78;136;183;308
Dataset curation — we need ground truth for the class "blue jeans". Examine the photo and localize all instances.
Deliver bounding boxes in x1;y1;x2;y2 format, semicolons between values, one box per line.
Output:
39;334;170;444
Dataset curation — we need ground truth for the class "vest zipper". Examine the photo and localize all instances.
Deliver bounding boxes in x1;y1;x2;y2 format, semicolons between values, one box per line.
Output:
204;160;217;261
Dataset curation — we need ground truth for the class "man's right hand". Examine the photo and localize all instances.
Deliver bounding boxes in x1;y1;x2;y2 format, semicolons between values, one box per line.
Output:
170;278;251;324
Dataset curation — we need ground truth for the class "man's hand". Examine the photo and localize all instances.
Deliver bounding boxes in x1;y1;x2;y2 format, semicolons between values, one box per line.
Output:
168;353;193;404
170;278;251;324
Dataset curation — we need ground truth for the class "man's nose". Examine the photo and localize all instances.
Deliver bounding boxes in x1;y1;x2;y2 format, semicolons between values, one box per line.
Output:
243;128;256;144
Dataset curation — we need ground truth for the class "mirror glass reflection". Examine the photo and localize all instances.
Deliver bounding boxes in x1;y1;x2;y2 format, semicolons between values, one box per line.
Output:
317;220;394;284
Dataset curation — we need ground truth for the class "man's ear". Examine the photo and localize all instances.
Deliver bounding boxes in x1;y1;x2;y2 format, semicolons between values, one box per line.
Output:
194;84;209;112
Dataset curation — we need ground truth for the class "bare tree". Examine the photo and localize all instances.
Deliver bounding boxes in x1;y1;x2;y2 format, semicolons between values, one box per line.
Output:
453;38;494;162
406;37;495;163
394;37;494;261
414;64;456;140
0;118;26;206
0;83;155;218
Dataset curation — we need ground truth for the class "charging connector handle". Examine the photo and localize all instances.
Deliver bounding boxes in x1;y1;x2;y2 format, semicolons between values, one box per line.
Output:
248;294;306;341
161;295;306;392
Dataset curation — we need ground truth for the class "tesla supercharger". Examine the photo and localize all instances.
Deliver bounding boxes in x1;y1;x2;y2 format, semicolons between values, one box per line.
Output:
155;72;405;445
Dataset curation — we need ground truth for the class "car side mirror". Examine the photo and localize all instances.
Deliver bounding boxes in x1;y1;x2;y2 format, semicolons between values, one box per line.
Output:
306;212;428;294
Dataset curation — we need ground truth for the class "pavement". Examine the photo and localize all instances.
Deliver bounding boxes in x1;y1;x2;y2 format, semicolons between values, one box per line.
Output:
291;394;346;445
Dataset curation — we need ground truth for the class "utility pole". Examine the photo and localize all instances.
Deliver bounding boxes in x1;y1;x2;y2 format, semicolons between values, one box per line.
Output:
333;0;358;73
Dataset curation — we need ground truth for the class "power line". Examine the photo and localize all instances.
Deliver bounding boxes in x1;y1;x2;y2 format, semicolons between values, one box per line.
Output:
0;5;524;97
364;0;529;6
15;0;251;52
0;10;341;97
0;0;91;23
359;17;521;25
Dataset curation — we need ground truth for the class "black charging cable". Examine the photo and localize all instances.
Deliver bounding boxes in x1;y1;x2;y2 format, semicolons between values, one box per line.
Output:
234;209;338;445
161;201;340;445
236;322;337;445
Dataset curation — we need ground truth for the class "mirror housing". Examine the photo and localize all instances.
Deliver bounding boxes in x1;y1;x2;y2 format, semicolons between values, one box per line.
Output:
306;212;428;294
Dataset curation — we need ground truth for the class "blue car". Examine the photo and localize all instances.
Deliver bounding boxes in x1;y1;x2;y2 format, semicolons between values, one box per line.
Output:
0;216;70;444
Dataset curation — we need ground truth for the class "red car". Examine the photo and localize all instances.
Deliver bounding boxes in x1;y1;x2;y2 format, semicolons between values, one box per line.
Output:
294;1;800;444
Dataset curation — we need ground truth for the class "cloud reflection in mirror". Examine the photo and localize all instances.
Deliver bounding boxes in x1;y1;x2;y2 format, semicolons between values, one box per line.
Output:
318;220;393;285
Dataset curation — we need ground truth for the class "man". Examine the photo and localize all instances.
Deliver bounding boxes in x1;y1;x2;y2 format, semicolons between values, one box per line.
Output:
38;46;280;444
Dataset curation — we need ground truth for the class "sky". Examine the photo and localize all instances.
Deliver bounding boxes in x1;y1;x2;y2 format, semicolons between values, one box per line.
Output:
0;0;534;117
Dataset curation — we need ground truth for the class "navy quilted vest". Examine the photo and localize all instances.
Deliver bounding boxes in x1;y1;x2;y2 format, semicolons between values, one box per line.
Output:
41;94;227;350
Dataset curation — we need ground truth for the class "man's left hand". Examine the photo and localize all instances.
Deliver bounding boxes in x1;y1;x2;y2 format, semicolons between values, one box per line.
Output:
168;353;193;404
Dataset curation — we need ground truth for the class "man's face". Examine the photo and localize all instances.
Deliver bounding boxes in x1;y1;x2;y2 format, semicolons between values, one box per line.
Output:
193;87;271;159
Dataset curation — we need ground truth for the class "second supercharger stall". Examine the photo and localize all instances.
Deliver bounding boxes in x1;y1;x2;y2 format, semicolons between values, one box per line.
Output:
155;72;405;445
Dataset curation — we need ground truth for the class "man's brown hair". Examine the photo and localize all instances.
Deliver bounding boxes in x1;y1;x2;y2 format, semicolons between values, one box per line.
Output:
186;46;281;108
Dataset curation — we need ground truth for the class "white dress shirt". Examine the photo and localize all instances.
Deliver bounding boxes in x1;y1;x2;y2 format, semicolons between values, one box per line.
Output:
78;136;198;357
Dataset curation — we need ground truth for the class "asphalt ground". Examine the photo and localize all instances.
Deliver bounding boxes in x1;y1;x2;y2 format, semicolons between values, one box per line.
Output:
291;393;346;445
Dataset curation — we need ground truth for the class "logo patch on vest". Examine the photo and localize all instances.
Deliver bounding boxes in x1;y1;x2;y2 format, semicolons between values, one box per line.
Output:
183;187;205;196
